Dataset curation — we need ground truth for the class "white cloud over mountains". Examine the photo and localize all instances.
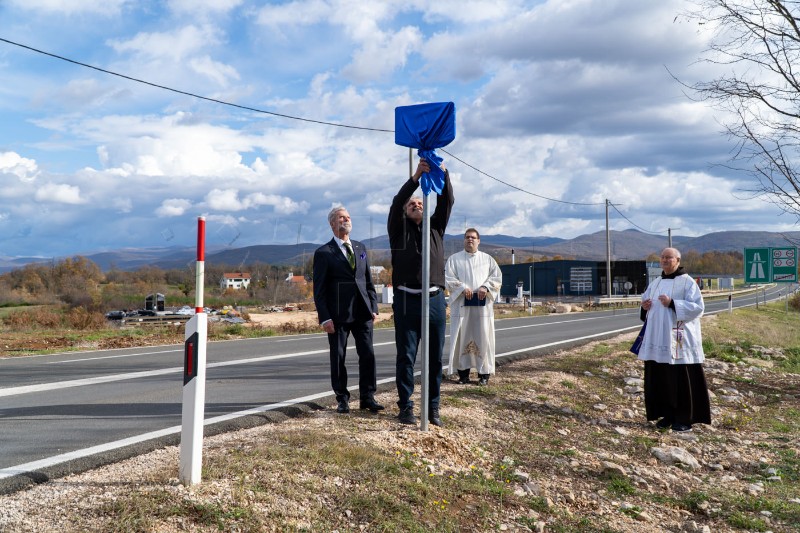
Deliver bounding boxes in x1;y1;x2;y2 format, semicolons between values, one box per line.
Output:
0;0;790;258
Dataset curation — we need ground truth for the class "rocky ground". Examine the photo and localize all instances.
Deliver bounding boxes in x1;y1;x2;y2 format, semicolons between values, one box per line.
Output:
1;316;799;532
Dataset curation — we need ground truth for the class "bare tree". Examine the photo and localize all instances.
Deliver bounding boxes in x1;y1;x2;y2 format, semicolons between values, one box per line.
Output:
685;1;800;218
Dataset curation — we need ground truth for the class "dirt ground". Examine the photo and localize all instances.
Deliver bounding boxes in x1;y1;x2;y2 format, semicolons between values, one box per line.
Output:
247;310;395;329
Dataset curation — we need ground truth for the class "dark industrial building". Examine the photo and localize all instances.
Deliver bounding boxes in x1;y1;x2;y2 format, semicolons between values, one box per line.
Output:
500;260;648;298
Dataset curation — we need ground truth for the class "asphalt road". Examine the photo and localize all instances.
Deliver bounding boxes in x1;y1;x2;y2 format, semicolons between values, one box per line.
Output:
0;285;792;492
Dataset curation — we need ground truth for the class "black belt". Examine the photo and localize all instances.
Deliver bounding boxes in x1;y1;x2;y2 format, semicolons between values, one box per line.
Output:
399;287;441;297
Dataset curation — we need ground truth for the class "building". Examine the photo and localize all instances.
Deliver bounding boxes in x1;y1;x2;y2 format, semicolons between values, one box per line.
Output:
284;272;308;285
500;260;647;298
220;272;251;290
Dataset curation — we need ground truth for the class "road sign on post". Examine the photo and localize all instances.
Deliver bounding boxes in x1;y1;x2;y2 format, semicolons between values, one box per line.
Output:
744;248;770;284
772;247;797;282
744;247;798;283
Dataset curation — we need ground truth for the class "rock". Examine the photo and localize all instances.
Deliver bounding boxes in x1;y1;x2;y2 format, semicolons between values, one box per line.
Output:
593;403;608;411
601;461;627;478
651;446;701;470
613;426;629;436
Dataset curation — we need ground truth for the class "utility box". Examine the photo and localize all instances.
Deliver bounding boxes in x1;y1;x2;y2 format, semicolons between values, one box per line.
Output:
146;293;165;312
718;278;734;290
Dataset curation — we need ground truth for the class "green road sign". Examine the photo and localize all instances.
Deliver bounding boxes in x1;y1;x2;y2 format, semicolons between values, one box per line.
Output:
744;247;770;283
744;247;798;283
771;247;797;282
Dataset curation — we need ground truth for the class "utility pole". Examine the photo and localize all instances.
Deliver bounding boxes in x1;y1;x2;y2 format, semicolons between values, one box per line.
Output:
668;228;673;248
606;199;612;298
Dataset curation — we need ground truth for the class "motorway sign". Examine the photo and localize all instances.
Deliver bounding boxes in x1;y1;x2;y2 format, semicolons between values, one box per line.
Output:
744;247;797;283
744;247;770;283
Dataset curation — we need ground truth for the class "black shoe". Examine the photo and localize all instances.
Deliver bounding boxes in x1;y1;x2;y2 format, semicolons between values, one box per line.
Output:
336;399;350;414
656;418;672;429
359;399;385;412
398;407;416;425
478;375;489;386
671;423;692;432
457;369;471;384
429;408;442;427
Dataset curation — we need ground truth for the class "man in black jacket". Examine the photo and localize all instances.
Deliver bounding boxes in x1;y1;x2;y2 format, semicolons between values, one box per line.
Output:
313;206;383;414
387;159;453;427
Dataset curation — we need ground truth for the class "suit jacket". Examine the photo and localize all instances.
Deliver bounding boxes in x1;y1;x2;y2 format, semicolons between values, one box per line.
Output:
313;238;378;325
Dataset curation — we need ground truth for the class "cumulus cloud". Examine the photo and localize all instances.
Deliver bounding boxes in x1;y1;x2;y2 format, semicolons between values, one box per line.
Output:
0;152;39;182
34;183;85;204
156;198;192;217
205;189;310;214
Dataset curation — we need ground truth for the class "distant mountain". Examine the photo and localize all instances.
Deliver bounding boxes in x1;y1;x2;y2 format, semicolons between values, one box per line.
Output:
1;230;796;273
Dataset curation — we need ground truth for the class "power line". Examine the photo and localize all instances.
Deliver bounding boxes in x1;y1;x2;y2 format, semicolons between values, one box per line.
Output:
0;37;393;133
1;36;666;234
608;202;668;235
441;149;605;206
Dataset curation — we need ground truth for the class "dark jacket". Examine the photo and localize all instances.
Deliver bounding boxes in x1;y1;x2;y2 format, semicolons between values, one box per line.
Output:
313;238;378;324
387;171;453;289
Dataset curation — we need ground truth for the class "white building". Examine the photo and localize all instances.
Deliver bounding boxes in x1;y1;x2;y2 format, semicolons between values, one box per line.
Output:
220;272;251;290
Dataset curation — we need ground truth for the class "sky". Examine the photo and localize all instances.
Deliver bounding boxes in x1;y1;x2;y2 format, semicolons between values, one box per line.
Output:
0;0;791;259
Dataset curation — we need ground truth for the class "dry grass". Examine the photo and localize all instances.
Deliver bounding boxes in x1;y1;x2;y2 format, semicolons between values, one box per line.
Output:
2;303;800;532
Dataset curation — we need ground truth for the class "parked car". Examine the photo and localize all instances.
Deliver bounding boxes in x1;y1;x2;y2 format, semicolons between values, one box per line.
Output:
104;310;126;320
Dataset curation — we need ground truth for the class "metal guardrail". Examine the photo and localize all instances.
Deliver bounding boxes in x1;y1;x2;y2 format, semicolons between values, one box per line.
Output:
120;315;191;327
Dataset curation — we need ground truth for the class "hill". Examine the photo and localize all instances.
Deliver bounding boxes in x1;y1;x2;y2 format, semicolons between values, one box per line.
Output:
1;230;798;272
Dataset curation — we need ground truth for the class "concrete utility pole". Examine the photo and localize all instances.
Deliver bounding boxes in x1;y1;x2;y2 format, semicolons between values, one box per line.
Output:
668;228;673;248
605;199;611;298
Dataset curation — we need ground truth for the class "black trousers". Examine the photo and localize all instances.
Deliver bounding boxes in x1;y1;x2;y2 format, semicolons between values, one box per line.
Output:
327;320;377;402
644;361;712;425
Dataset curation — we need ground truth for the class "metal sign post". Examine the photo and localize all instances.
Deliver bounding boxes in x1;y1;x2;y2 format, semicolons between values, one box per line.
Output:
180;217;208;485
420;195;431;432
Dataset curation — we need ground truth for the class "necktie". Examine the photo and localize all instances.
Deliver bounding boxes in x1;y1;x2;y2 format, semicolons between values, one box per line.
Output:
344;242;355;270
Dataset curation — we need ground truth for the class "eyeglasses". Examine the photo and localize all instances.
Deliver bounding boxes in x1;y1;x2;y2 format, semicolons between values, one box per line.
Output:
660;256;678;260
464;236;479;240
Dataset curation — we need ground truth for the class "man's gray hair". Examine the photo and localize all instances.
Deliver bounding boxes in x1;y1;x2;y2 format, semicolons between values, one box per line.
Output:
328;205;347;225
404;195;423;210
662;247;681;259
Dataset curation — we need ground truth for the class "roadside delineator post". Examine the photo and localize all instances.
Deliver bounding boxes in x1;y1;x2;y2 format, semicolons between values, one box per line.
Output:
180;216;208;485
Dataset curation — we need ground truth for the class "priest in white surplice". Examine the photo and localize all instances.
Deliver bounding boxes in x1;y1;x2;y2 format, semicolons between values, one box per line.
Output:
445;228;502;386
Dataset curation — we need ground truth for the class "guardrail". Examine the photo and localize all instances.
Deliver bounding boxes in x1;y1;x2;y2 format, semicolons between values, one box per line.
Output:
120;315;191;327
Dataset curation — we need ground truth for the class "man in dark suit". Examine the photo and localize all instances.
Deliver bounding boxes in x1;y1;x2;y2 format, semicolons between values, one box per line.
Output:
313;206;384;414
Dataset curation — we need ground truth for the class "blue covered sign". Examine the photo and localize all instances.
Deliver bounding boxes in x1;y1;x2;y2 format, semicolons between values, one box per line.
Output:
395;102;456;195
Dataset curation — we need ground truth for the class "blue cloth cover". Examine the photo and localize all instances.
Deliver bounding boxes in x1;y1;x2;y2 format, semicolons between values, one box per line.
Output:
394;102;456;195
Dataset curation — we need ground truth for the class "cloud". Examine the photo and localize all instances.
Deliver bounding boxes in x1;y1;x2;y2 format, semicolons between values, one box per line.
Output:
204;189;310;214
156;198;192;217
0;152;39;182
34;183;85;204
108;25;222;63
7;0;130;15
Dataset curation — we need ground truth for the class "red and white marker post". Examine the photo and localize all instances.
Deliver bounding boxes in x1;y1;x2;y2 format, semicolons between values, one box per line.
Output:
179;216;208;485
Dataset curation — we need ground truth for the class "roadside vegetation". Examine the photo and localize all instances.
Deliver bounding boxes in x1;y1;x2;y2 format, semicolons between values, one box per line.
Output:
2;299;799;532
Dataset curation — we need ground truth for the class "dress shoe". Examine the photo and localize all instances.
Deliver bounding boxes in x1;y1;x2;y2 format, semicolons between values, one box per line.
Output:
457;369;471;384
478;375;489;386
359;399;385;412
336;399;350;414
655;418;672;429
429;407;442;427
671;423;692;432
398;407;417;425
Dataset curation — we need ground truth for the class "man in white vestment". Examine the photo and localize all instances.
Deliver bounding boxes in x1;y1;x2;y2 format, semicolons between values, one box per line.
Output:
445;228;502;386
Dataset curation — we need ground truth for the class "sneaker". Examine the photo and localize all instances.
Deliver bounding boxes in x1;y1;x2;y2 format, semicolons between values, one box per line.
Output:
397;407;417;425
478;375;489;386
671;423;692;432
429;408;442;427
655;418;672;429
